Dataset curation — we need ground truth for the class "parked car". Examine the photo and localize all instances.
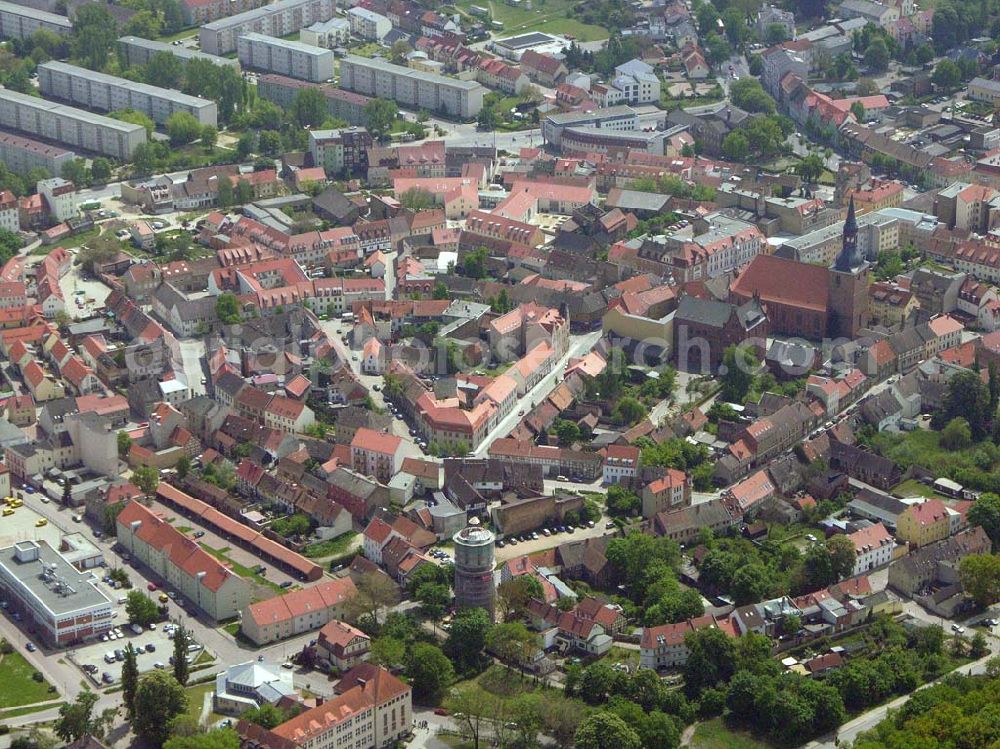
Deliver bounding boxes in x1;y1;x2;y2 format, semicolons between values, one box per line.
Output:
25;642;35;652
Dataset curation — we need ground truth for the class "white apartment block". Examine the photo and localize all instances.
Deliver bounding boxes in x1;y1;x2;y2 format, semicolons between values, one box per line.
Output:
608;59;661;105
339;55;485;119
0;190;18;232
0;1;72;40
300;18;350;48
38;61;218;128
237;33;335;83
118;35;241;70
38;178;77;223
0;130;76;177
0;89;147;161
199;0;336;55
347;7;392;42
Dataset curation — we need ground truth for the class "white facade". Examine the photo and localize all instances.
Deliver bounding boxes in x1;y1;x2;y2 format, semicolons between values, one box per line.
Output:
237;33;335;83
339;55;485;119
38;178;77;223
38;61;218;128
200;0;337;55
0;1;71;40
300;18;350;48
347;7;392;42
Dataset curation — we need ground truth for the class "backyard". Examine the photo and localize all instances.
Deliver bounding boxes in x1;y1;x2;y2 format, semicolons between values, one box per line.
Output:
199;543;283;594
689;719;772;749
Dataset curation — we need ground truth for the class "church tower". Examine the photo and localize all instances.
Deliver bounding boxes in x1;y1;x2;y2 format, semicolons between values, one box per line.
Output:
828;196;869;339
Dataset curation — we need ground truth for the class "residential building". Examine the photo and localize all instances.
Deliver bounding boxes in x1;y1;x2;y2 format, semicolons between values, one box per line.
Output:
339;56;485;118
38;61;218;128
968;77;1000;106
300;18;350;48
0;89;145;161
237;33;335;83
240;577;358;645
602;445;640;485
896;498;953;547
0;130;75;178
0;1;71;40
641;469;691;518
888;526;990;595
351;428;405;484
200;0;336;55
847;522;894;576
117;35;240;70
116;502;252;621
347;7;392;42
315;620;370;671
180;0;268;24
0;540;112;647
258;74;372;126
639;614;738;670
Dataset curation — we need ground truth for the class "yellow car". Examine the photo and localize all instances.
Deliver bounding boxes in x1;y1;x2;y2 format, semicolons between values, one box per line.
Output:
4;497;13;506
35;518;47;527
158;593;169;603
2;507;13;517
10;499;22;508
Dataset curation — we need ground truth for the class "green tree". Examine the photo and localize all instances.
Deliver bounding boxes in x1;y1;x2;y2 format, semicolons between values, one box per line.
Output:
145;51;184;89
722;131;750;162
234;178;254;205
415;582;451;619
399;187;435;211
201;126;218;151
216;292;241;324
72;4;118;69
486;622;537;672
463;246;489;279
126;590;159;627
937;369;991;440
605;485;640;516
720;345;757;402
90;158;112;184
122;643;139;718
364;99;399;140
864;38;890;71
554;419;581;445
133;670;188;746
827;533;857;581
164;729;239;749
176;455;191;479
405;643;454;701
118;430;132;459
370;636;406;669
444;607;492;672
797;153;824;184
290;87;329;128
941;417;973;450
258;130;282;156
612;396;645;426
241;704;290;730
968;493;1000;549
132;466;159;495
54;691;104;743
496;575;544;621
729;78;776;114
574;712;641;749
432;281;448;300
932;58;962;90
173;624;190;685
960;554;1000;608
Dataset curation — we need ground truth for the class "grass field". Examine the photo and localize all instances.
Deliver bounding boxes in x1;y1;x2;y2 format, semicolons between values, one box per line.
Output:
690;719;773;749
893;478;938;498
0;651;56;708
182;682;218;724
0;701;66;719
450;0;609;41
200;544;283;593
303;531;358;559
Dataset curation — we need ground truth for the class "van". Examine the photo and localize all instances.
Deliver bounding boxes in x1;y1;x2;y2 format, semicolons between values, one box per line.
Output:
117;596;127;605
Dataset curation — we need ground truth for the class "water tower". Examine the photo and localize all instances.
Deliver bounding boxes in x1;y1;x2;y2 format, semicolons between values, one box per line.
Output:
452;517;496;619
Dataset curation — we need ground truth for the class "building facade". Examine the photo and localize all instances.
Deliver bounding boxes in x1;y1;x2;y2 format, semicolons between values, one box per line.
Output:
237;33;335;83
339;56;485;119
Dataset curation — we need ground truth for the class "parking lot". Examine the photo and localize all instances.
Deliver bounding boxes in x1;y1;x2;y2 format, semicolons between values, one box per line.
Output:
0;500;65;549
70;621;203;687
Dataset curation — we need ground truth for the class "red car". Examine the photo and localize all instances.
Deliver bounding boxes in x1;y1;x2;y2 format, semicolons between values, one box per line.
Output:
147;582;157;591
434;708;448;716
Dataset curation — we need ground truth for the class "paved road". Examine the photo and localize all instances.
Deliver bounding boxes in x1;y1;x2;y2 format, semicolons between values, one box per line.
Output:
472;330;603;458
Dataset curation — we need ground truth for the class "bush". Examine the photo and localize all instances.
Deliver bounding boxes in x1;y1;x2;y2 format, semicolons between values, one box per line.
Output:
0;638;13;654
32;671;43;682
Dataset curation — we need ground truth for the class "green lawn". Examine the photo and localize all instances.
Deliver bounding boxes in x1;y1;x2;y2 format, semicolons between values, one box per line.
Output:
0;651;57;708
199;544;283;593
157;28;199;43
893;479;938;498
182;682;216;724
451;0;609;40
0;701;66;719
303;531;358;559
690;719;774;749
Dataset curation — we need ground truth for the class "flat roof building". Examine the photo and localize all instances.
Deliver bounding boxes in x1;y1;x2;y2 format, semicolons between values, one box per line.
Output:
118;35;241;70
237;33;335;83
0;129;76;177
339;55;485;119
0;1;72;40
199;0;337;55
0;539;113;647
38;61;218;128
0;88;147;160
542;106;638;147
